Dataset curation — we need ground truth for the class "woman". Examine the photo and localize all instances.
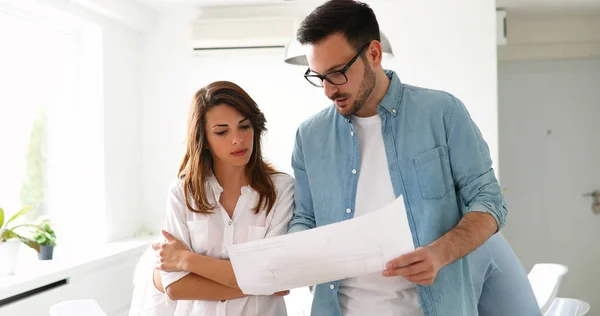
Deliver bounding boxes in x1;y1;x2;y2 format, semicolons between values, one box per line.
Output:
469;232;541;316
130;81;293;316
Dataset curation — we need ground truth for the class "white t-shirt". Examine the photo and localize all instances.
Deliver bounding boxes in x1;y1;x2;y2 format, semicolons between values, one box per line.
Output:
337;114;423;316
129;173;294;316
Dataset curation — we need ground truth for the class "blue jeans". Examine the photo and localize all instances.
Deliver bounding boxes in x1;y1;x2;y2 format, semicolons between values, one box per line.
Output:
470;232;542;316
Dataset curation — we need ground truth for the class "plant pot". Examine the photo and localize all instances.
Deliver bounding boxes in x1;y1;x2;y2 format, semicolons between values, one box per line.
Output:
0;239;21;275
38;245;54;260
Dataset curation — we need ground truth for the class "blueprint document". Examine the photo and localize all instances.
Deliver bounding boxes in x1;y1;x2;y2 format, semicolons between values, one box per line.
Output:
227;195;415;295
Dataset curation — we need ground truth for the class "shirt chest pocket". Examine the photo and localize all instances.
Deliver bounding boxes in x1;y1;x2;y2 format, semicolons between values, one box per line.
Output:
413;145;454;199
246;225;268;242
186;219;210;254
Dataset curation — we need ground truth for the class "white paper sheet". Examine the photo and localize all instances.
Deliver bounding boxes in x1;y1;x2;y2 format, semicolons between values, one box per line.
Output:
227;196;415;295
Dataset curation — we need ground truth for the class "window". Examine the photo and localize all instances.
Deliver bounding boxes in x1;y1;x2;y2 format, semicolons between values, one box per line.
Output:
0;3;105;247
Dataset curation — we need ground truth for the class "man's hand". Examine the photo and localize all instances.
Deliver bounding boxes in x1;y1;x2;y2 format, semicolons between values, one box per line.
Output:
272;290;290;296
382;246;444;286
152;230;191;272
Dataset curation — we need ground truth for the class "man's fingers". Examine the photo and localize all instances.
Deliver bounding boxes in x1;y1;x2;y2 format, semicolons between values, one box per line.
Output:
411;274;435;286
383;266;437;285
389;269;434;285
415;279;434;286
151;242;161;250
383;262;430;277
386;250;425;270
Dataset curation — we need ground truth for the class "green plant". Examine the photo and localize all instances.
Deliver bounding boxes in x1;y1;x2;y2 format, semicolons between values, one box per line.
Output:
32;218;56;247
0;206;40;252
20;107;47;220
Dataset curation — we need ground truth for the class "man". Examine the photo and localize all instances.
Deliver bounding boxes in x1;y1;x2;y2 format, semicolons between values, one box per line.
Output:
288;1;540;315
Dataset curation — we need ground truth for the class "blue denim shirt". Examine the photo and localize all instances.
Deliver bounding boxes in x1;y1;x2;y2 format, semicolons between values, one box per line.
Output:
289;70;507;316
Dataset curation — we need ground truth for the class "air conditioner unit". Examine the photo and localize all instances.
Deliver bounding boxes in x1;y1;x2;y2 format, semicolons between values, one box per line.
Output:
496;9;507;46
190;17;298;53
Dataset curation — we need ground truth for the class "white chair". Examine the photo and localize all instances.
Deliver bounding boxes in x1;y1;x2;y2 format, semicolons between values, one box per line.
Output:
544;297;590;316
49;299;107;316
528;263;569;314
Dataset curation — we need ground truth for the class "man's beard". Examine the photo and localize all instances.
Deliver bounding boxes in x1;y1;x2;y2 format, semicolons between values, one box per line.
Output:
341;64;376;116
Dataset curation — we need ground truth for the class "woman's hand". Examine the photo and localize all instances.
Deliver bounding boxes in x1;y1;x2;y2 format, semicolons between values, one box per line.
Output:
153;230;191;272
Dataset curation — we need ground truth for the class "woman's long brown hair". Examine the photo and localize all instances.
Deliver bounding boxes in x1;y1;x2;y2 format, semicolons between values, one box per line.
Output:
178;81;279;215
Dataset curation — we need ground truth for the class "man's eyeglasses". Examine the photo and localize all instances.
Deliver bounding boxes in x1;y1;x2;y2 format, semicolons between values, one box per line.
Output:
304;43;370;88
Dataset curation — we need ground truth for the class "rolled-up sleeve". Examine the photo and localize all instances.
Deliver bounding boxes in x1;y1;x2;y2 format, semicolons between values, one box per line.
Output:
446;97;507;229
160;182;192;289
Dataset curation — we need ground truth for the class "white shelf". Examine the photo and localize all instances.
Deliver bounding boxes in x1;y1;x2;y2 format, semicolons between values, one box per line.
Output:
0;236;155;302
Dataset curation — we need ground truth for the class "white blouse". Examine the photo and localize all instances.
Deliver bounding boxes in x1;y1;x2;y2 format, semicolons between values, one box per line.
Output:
158;172;295;316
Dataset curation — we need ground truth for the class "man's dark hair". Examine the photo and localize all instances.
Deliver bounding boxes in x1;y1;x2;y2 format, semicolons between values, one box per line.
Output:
296;0;380;52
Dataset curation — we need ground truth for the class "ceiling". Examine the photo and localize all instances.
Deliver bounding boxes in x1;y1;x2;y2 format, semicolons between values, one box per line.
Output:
133;0;600;11
497;0;600;10
132;0;296;11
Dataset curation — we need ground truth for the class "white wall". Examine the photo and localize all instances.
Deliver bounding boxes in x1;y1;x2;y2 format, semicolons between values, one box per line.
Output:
141;0;500;232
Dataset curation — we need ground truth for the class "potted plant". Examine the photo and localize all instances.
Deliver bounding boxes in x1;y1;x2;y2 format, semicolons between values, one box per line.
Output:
32;218;56;260
0;206;40;275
